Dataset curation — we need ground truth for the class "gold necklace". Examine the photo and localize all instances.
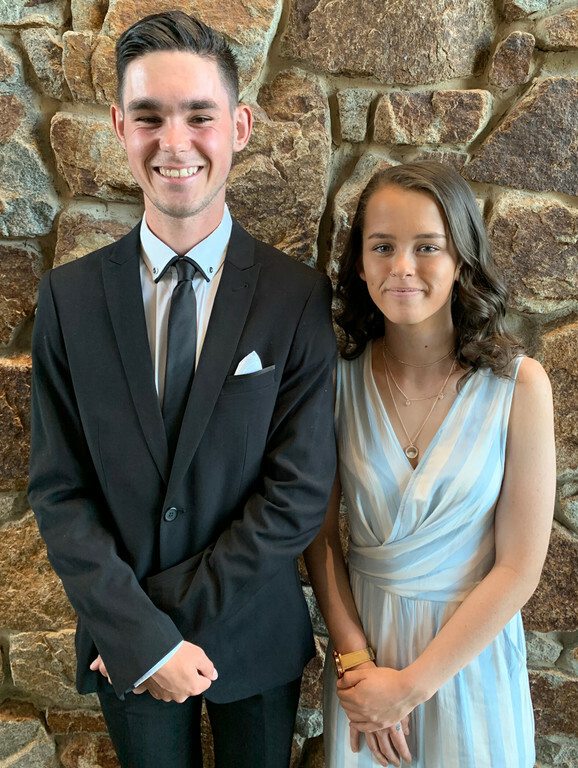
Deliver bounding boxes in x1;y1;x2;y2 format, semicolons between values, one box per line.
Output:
384;342;454;368
383;357;456;461
381;341;446;407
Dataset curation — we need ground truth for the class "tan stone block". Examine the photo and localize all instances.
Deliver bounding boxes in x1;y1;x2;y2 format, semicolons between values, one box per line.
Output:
414;149;469;172
71;0;108;32
282;0;494;86
20;28;67;102
46;707;108;735
337;89;376;143
540;324;578;478
488;31;534;89
486;193;578;315
54;207;142;267
0;241;42;345
0;95;25;144
60;733;120;768
0;701;55;766
0;512;76;630
50;113;140;202
0;0;67;27
228;70;331;265
63;31;97;103
328;153;394;280
523;523;578;632
504;0;559;21
530;669;578;737
0;47;15;80
536;9;578;51
465;77;578;197
374;89;492;145
10;630;98;709
0;356;31;491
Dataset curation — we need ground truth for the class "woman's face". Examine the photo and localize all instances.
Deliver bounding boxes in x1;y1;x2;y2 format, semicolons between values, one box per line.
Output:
358;184;460;331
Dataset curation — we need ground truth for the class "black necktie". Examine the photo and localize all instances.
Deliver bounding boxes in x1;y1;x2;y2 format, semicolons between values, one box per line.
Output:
162;257;197;457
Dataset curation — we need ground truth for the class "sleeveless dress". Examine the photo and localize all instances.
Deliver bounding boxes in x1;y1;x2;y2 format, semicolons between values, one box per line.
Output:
323;344;535;768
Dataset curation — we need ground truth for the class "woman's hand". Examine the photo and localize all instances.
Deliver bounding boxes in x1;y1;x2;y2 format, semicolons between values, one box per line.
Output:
350;718;411;766
337;665;419;731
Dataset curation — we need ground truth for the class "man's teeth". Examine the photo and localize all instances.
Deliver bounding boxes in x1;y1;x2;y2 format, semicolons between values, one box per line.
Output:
159;167;199;178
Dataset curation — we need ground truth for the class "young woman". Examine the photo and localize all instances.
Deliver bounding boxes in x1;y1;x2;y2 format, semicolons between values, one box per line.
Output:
305;162;555;768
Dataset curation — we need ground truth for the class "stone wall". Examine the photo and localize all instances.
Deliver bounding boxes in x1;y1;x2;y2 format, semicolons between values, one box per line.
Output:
0;0;577;766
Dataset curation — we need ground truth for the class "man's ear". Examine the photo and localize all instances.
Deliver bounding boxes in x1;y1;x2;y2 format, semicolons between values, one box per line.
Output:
110;103;126;148
232;104;252;153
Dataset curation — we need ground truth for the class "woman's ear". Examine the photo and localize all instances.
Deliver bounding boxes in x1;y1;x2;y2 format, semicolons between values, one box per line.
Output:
356;258;367;282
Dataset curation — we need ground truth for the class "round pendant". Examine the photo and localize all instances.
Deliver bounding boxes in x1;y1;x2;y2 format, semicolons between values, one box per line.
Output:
438;392;445;400
404;400;411;407
405;444;419;460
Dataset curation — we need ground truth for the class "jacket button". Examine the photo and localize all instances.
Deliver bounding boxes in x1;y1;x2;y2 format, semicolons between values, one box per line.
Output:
164;507;178;522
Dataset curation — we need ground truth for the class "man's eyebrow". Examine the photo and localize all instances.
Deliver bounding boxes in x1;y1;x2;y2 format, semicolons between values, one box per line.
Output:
126;98;220;112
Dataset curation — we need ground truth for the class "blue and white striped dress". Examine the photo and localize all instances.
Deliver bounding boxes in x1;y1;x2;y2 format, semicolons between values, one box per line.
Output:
324;344;534;768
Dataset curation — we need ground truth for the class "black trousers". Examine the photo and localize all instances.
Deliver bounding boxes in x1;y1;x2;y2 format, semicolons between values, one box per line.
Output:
97;676;302;768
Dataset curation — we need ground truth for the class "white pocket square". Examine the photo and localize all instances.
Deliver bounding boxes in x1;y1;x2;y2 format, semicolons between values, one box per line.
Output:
234;351;263;375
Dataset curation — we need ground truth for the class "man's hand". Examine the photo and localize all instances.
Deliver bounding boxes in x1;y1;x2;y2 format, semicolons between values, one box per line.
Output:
89;654;111;683
133;641;218;703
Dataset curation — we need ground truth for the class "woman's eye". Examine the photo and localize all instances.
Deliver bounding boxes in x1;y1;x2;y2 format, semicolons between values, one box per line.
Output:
419;245;439;253
374;244;392;253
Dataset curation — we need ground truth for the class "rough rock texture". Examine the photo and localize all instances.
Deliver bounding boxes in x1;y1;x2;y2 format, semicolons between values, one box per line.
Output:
0;513;76;631
84;0;282;105
488;31;534;88
536;736;578;768
46;708;108;735
228;70;331;265
503;0;560;21
282;0;495;86
525;631;564;667
63;31;97;103
0;702;56;767
20;28;67;102
0;40;61;237
536;9;578;51
465;78;578;196
337;89;376;143
328;153;394;279
486;193;578;315
54;207;142;267
50;113;141;201
374;89;492;145
530;670;578;737
60;734;120;768
523;523;578;632
10;630;98;709
540;325;578;479
71;0;108;32
0;0;67;28
0;242;42;346
0;357;31;492
558;483;578;534
300;636;327;711
297;735;324;768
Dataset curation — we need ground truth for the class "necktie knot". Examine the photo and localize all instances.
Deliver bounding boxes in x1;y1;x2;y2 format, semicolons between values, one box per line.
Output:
175;258;197;283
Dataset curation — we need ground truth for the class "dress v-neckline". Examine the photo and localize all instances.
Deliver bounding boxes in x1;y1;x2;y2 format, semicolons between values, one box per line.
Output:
365;341;475;473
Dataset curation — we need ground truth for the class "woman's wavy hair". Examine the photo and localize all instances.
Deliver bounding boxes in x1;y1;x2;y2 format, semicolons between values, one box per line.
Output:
336;161;523;380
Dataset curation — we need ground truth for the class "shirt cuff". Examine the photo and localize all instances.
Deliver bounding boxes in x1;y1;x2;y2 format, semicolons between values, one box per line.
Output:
132;641;183;688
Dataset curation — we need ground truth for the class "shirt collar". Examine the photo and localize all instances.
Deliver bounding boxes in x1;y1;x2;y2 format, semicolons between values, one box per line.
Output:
140;206;232;283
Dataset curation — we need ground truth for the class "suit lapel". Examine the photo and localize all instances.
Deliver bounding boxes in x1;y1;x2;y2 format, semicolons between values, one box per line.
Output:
102;225;170;483
166;221;260;499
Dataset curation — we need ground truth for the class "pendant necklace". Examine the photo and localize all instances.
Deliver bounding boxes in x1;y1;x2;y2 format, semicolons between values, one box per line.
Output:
383;355;457;461
381;341;446;406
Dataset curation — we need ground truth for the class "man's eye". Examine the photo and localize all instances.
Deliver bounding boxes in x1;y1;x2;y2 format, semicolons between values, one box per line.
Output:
135;116;161;124
190;116;211;124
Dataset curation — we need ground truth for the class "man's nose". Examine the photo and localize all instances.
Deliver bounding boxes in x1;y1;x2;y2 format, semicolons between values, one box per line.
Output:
160;121;188;153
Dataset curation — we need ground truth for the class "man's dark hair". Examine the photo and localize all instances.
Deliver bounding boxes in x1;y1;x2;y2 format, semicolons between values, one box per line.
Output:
115;10;239;107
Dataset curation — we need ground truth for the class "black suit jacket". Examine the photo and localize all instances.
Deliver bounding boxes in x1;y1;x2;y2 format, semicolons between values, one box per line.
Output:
28;219;336;703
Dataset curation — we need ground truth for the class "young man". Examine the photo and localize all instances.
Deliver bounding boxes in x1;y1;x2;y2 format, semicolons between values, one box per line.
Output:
28;11;336;768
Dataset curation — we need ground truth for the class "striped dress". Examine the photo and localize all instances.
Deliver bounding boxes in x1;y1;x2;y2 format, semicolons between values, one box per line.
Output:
323;344;534;768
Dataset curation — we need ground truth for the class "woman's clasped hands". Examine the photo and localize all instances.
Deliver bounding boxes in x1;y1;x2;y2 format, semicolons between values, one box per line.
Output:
338;664;414;766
